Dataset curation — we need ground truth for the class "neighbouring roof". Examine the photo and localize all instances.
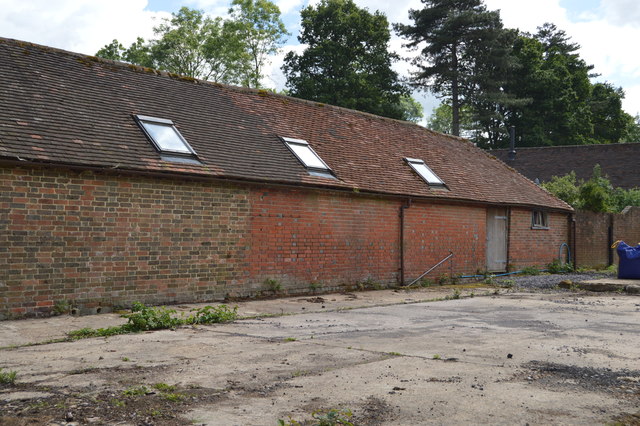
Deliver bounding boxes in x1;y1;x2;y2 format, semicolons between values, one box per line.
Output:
492;144;640;190
0;38;571;211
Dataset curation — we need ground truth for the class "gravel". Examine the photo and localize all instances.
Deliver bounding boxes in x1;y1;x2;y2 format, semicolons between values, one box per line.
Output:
495;271;614;289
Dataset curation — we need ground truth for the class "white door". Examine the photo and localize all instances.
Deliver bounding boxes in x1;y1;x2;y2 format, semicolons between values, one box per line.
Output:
486;208;508;272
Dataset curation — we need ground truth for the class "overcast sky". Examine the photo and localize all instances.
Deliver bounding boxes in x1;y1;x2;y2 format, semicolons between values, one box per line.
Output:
2;0;639;121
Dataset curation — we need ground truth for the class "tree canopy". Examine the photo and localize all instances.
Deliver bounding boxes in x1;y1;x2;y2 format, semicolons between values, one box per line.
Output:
96;3;286;87
282;0;409;120
542;165;640;213
395;0;509;136
403;2;638;146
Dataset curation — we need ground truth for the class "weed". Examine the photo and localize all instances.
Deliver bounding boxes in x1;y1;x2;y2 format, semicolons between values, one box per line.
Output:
520;266;540;276
53;300;71;315
292;370;308;377
483;275;495;285
438;274;449;285
162;392;185;403
187;304;237;325
0;368;17;385
452;289;461;299
284;337;297;342
68;302;238;340
450;275;461;285
264;278;283;293
149;409;163;417
123;302;181;331
419;278;434;288
121;357;130;362
153;383;176;392
547;259;573;274
110;398;125;407
312;408;354;426
28;401;49;410
69;366;97;375
122;385;149;397
500;279;515;288
432;354;441;360
469;291;475;298
68;326;124;339
388;351;402;356
604;264;617;274
309;281;322;293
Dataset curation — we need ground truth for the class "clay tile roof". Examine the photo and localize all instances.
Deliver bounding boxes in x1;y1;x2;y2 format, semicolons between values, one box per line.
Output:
0;38;571;211
492;144;640;190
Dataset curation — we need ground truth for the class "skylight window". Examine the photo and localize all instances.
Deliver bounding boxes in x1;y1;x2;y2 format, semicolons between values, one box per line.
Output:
405;157;446;187
135;115;199;161
281;137;334;178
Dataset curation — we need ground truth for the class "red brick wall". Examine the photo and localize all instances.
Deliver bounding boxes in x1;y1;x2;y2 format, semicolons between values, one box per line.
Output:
575;210;610;268
0;165;572;319
574;206;640;268
508;209;570;269
403;202;486;280
0;166;251;318
246;189;399;293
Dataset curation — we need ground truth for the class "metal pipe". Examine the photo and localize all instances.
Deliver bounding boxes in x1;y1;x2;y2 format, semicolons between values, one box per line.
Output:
404;251;454;287
399;199;412;285
508;126;516;160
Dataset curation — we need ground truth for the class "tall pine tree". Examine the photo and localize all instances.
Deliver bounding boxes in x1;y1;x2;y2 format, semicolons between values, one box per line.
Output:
395;0;508;136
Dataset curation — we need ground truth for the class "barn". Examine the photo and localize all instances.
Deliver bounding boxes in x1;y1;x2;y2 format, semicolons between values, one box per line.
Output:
0;38;572;318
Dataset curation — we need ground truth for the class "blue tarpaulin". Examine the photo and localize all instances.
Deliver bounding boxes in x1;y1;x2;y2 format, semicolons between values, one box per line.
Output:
616;241;640;279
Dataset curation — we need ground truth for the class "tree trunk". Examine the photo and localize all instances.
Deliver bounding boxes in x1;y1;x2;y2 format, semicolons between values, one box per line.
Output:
451;45;460;136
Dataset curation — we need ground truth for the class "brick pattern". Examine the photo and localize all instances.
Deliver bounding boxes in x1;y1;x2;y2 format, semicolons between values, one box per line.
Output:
508;209;570;269
0;165;572;318
246;189;400;292
404;203;486;279
0;166;250;318
575;207;640;268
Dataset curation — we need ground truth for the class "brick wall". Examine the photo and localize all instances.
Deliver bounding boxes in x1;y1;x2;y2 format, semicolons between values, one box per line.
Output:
246;189;399;293
0;166;251;318
575;206;640;268
575;210;610;268
508;209;570;269
0;165;572;319
403;202;486;280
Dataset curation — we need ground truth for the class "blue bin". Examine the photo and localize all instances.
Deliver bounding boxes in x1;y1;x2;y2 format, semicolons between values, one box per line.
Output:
616;241;640;279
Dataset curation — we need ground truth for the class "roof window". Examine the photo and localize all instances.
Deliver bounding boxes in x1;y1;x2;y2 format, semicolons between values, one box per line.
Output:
135;115;200;163
405;157;445;187
282;137;334;178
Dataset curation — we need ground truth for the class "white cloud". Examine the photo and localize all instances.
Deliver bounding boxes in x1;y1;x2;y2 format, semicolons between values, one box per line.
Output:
623;85;640;117
601;0;640;26
0;0;169;55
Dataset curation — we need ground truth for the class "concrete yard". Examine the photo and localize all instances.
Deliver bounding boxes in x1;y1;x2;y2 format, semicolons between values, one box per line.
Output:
0;287;639;425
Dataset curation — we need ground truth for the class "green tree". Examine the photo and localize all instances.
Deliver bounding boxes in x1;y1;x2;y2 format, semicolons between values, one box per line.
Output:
228;0;288;88
621;114;640;143
396;95;424;123
395;0;508;136
541;171;581;208
542;165;640;213
95;39;125;60
589;83;631;144
282;0;407;120
503;24;595;147
149;7;250;82
96;4;284;87
426;103;474;135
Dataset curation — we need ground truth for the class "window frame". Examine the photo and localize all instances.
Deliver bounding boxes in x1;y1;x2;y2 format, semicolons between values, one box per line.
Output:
134;115;199;159
404;157;446;188
531;210;549;229
281;137;335;178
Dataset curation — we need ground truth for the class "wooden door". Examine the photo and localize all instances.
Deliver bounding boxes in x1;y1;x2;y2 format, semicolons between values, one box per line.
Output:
486;208;508;272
